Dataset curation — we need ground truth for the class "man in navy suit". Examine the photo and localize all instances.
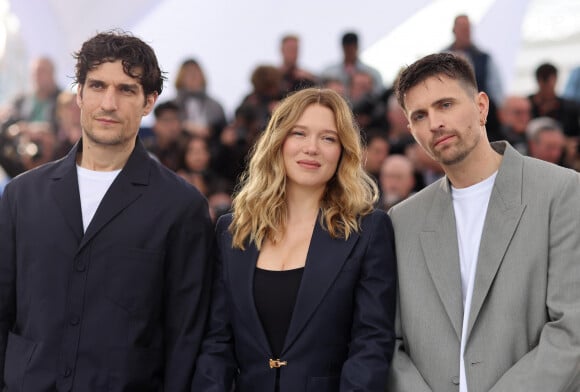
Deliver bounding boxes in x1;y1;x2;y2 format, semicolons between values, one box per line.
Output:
0;31;213;391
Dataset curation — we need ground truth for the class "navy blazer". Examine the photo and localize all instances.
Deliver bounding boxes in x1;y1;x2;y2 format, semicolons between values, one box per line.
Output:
192;209;396;392
0;139;213;391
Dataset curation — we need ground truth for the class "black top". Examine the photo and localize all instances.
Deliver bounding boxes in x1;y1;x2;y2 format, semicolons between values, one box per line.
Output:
254;267;304;358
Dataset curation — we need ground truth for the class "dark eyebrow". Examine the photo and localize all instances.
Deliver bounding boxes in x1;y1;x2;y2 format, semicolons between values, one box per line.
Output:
408;108;426;119
86;77;104;85
85;78;139;91
408;96;457;118
118;83;140;90
433;97;456;106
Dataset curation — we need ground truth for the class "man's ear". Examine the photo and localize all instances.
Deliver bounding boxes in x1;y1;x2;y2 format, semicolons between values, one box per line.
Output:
143;92;158;116
477;91;490;125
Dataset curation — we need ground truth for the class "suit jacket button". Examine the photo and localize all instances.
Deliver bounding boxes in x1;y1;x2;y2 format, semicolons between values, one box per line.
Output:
451;376;459;385
70;314;80;325
76;263;86;272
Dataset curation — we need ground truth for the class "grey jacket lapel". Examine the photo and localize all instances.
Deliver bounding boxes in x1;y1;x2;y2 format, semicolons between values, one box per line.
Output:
420;179;463;339
466;142;526;338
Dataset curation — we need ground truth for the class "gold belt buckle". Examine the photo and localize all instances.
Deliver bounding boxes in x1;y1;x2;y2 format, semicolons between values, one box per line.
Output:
269;358;287;368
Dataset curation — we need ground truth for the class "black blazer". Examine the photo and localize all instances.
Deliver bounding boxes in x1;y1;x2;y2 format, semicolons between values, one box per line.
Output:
0;139;213;391
192;210;396;392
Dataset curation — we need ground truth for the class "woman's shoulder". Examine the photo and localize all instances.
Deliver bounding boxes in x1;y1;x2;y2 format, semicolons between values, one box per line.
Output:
360;208;390;225
356;208;392;235
215;213;234;235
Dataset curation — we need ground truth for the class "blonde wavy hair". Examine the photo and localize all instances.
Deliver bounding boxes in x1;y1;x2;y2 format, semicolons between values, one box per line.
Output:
230;87;378;250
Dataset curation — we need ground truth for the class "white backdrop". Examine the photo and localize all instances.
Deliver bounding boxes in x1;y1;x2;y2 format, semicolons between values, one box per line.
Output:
4;0;579;119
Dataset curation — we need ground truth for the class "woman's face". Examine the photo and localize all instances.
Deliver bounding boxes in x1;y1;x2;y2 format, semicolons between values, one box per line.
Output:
282;104;342;194
180;64;204;92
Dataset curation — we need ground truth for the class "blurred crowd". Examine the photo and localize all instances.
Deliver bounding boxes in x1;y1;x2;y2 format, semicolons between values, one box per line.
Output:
2;15;580;222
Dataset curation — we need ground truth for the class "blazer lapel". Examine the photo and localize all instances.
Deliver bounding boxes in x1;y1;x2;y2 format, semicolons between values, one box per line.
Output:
227;242;272;355
466;142;526;339
282;218;359;354
78;140;151;251
49;145;84;242
420;179;464;339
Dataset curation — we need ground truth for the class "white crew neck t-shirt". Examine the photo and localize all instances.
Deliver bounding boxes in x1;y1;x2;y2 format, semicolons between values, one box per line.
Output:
77;165;122;232
451;171;497;392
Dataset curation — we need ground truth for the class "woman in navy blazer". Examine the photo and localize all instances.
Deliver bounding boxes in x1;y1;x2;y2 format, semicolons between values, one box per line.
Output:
192;88;396;391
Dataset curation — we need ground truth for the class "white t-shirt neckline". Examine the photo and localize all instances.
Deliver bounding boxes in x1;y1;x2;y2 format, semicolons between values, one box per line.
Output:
77;165;122;232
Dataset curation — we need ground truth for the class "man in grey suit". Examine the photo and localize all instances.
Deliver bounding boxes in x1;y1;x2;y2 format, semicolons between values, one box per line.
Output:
386;52;580;391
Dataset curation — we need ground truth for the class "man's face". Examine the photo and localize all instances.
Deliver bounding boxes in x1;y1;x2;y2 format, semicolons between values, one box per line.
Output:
538;74;557;94
453;16;471;48
530;130;565;164
500;97;531;134
32;58;56;95
342;43;358;63
404;75;488;168
281;38;299;66
350;73;374;101
380;157;415;203
76;60;156;149
154;109;182;142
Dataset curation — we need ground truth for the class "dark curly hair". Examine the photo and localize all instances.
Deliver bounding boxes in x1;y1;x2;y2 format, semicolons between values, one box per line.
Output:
73;30;165;101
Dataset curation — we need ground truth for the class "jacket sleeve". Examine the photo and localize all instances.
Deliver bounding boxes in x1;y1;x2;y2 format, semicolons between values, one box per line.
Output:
0;184;17;386
339;210;398;391
191;216;237;392
162;195;214;392
489;172;580;391
386;204;433;392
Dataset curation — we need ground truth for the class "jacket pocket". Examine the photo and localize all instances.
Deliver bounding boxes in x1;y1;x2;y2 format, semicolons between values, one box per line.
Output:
107;347;163;392
306;375;339;392
3;332;37;392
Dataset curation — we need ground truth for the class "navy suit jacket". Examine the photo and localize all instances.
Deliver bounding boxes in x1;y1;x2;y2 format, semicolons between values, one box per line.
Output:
0;139;213;391
192;210;396;392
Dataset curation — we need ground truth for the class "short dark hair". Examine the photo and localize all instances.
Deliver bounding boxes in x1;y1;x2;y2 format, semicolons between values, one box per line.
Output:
535;62;557;82
342;32;358;46
73;30;165;98
363;129;389;147
395;52;478;111
153;100;180;118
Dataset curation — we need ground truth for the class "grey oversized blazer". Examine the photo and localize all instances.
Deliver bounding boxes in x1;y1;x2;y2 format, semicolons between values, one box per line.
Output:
387;141;580;392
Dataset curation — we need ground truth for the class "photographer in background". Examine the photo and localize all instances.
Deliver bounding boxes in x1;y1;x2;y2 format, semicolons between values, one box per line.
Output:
0;56;62;180
0;119;57;178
